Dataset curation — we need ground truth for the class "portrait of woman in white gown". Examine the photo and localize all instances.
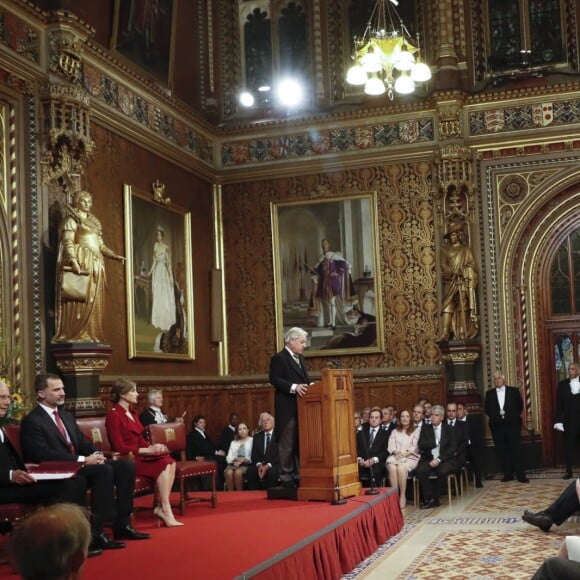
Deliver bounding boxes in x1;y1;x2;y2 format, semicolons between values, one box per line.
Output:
148;227;176;331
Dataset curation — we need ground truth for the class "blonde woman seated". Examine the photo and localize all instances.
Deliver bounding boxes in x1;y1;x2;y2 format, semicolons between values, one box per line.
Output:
105;378;183;527
386;409;420;508
224;422;253;490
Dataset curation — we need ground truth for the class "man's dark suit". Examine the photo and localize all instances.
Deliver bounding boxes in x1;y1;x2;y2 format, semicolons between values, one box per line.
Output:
20;405;136;535
416;422;457;502
246;429;280;490
449;420;468;466
457;414;485;486
554;377;580;474
269;348;310;485
0;429;86;506
356;423;389;485
217;425;236;454
484;386;526;480
185;428;225;489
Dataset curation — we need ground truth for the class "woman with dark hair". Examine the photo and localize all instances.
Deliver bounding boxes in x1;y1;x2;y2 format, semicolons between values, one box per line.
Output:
105;378;183;527
386;409;420;508
224;422;253;491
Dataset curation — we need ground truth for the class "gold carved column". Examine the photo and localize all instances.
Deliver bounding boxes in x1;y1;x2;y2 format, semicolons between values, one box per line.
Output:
433;97;482;419
41;14;109;415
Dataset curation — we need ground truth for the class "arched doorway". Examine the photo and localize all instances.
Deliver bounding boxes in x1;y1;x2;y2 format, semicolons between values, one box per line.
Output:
539;228;580;467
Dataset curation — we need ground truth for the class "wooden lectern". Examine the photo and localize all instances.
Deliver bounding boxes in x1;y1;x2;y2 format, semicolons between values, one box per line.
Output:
297;367;362;501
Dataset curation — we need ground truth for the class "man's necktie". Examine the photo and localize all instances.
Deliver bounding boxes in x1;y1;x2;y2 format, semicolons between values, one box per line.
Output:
54;410;75;453
293;354;300;366
265;432;271;455
369;428;376;447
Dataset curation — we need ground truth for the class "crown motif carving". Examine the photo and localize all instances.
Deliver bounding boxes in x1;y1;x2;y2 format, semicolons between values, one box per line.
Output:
48;30;85;84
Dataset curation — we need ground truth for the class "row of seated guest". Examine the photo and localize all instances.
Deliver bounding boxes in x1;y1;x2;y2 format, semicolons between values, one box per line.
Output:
355;400;480;509
185;412;280;491
11;374;152;559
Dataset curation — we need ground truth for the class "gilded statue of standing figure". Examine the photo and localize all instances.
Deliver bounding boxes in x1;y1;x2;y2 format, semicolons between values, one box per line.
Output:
53;190;125;343
437;222;479;342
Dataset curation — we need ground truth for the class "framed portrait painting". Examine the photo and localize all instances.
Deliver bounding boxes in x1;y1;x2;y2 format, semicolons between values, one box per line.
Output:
124;184;194;359
111;0;177;86
271;192;383;356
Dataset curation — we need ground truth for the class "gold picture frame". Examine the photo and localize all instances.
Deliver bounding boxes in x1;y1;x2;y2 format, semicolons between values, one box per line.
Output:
271;192;383;356
124;184;194;359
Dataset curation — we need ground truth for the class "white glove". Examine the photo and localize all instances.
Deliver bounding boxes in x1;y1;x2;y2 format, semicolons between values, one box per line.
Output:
554;423;565;432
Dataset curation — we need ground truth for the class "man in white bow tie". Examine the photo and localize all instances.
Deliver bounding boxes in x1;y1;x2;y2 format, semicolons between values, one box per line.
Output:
554;363;580;479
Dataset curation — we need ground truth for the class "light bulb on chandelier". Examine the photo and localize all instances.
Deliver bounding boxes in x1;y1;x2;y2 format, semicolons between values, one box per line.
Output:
346;0;431;100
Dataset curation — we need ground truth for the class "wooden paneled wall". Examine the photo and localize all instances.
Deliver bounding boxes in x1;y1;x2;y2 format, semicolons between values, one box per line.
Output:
99;370;445;442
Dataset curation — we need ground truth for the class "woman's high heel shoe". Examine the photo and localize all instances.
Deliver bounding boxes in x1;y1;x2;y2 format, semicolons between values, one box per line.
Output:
153;506;184;527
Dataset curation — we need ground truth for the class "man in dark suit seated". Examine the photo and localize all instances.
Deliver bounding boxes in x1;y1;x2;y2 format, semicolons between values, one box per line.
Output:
446;401;468;469
416;404;457;509
217;412;240;456
20;374;150;554
247;412;279;490
356;407;389;486
185;414;226;489
457;401;485;487
0;380;89;533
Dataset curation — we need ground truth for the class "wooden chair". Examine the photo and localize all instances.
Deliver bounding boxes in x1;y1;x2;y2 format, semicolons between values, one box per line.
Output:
148;421;217;514
413;471;460;506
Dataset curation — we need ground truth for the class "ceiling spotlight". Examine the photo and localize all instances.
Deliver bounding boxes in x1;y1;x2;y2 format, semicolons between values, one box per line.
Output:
276;78;304;108
239;91;255;107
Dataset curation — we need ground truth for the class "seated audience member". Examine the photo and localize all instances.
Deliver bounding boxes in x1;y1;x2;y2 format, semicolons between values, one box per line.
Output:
21;374;149;552
354;411;362;432
423;400;433;424
381;407;395;440
0;380;86;516
456;401;484;488
217;412;240;455
446;401;468;469
412;404;425;429
139;388;172;428
186;415;226;489
386;409;420;508
10;503;92;580
356;407;389;486
247;412;279;490
416;404;457;509
361;407;371;424
532;539;580;579
387;405;398;426
224;422;253;490
523;477;580;532
105;378;183;527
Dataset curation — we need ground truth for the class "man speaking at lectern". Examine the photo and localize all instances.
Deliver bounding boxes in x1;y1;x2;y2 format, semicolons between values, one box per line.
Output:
269;327;310;488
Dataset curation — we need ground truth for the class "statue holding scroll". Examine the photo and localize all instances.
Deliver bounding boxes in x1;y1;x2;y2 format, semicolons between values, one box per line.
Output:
437;222;479;342
53;190;125;343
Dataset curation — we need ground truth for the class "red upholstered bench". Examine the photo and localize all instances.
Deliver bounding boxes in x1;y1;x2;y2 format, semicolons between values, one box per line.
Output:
148;421;217;514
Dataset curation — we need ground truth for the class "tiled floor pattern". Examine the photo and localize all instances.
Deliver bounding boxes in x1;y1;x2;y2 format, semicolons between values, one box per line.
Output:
346;474;580;579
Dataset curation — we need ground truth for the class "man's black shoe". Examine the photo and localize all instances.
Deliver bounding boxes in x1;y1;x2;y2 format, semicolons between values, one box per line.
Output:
522;511;552;531
475;481;483;488
563;472;573;480
113;526;151;540
500;477;514;482
518;477;530;483
88;547;103;558
91;533;126;550
420;498;439;509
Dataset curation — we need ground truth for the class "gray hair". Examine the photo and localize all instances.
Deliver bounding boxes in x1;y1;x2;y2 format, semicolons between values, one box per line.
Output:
431;404;445;416
147;388;163;404
259;412;275;428
284;327;307;344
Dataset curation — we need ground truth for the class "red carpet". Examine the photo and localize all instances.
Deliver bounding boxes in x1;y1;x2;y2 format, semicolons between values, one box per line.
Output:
1;488;402;579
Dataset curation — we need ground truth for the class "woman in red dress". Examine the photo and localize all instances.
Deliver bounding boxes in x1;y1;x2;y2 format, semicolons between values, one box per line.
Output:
106;378;183;527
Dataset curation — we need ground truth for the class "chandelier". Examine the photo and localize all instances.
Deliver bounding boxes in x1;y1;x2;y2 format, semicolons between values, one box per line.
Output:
346;0;431;100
